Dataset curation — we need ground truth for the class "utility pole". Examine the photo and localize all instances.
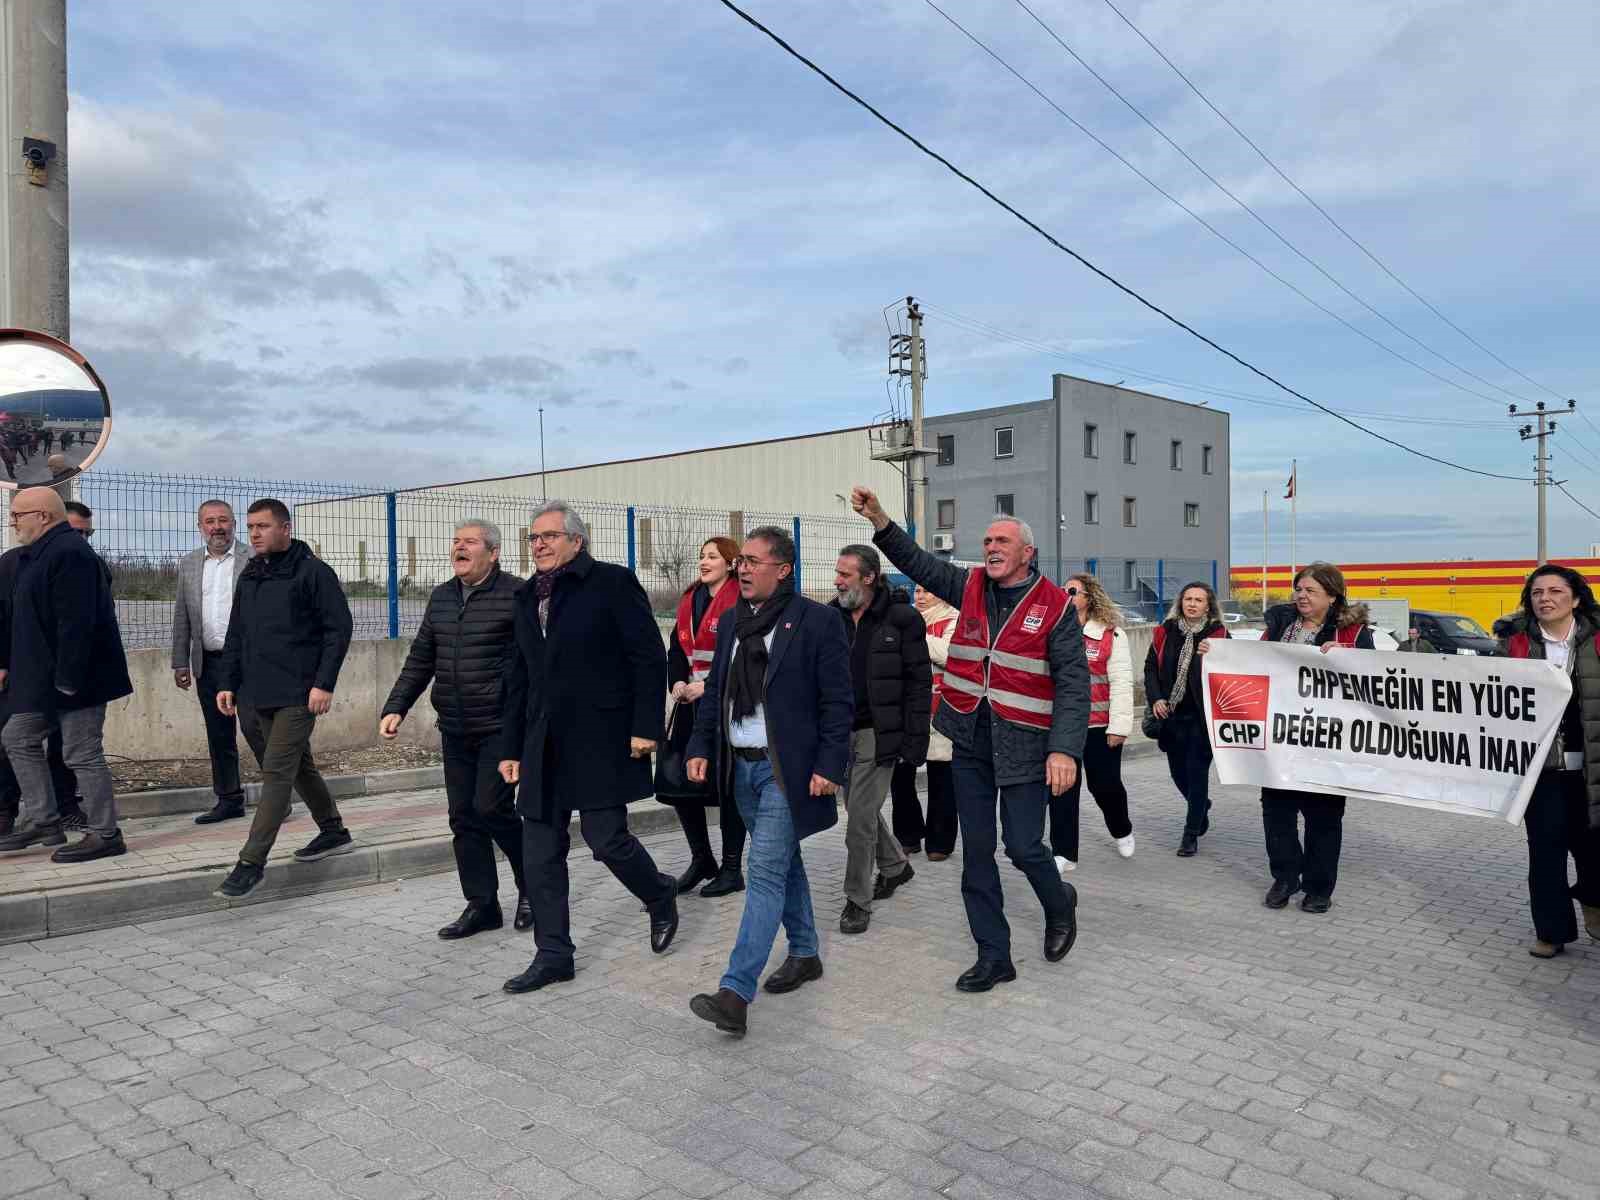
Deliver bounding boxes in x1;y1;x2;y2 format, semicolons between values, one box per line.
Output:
1512;399;1575;563
908;296;926;548
1;0;70;338
538;405;547;500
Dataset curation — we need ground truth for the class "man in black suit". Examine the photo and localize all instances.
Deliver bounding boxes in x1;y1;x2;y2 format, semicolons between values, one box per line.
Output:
498;501;678;993
685;525;853;1037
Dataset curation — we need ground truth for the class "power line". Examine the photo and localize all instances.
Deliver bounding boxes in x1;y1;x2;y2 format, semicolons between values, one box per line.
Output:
1002;0;1539;408
919;0;1510;412
1557;482;1600;523
714;0;1529;482
1097;0;1569;405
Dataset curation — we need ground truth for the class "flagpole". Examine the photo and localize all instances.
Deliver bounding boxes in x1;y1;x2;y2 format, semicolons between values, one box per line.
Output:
1261;490;1269;609
1290;458;1298;579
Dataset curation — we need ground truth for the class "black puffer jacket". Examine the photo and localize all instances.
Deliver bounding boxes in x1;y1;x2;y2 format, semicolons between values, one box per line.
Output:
220;538;353;709
382;566;523;738
831;584;932;766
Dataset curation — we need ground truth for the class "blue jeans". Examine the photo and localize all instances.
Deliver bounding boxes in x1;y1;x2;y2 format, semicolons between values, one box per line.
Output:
720;757;819;1002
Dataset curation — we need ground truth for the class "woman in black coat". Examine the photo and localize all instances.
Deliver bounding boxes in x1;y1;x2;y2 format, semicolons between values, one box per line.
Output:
658;536;748;896
1144;581;1229;859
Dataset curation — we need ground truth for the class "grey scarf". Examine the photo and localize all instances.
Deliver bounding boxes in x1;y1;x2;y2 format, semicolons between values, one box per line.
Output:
1168;617;1210;706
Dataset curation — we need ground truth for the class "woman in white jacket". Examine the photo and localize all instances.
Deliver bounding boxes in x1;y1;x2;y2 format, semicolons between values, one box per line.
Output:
889;587;959;860
1049;573;1136;872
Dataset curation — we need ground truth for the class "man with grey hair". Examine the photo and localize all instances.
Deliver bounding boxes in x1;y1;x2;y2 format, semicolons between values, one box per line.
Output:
852;486;1088;993
498;500;678;993
383;519;529;939
830;542;931;936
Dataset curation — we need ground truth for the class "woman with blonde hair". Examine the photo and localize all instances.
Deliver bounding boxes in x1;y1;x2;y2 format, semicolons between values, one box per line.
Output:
1147;582;1229;857
1048;573;1135;872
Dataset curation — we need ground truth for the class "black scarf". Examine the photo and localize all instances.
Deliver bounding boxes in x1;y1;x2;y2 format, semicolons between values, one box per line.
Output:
728;580;793;722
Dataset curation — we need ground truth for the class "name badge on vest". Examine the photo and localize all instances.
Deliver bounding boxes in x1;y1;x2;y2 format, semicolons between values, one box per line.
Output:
1085;642;1101;661
963;618;982;639
1022;604;1047;634
708;617;720;634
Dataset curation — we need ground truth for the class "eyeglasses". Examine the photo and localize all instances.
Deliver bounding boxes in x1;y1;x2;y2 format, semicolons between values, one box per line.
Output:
526;531;570;546
6;510;44;525
733;556;785;571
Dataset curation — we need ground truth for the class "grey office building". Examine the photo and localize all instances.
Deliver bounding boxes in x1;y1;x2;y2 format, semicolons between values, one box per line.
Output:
920;374;1230;616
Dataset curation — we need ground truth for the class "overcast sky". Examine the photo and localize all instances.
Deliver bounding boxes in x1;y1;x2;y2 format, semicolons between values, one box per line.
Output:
67;0;1600;564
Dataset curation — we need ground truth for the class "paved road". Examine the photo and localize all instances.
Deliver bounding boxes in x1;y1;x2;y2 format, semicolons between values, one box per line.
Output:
2;757;1598;1200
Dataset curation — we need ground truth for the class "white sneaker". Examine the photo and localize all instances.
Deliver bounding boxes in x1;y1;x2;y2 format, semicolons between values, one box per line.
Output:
1054;855;1076;877
1114;834;1136;859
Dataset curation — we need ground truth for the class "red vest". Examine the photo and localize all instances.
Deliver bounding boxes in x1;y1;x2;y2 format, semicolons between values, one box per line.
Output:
926;614;955;717
1084;626;1116;728
942;569;1071;731
674;578;739;682
1505;630;1600;659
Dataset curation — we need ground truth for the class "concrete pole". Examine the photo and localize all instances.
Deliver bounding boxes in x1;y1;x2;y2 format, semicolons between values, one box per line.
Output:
1536;409;1549;564
908;296;926;549
1;0;69;339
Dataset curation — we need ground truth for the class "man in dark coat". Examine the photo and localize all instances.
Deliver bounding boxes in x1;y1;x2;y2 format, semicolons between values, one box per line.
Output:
830;543;931;935
213;498;355;899
685;525;853;1037
382;518;530;939
497;501;678;994
0;488;133;861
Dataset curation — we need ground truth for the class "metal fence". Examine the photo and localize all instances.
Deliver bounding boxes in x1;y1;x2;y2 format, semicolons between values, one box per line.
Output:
58;472;1220;649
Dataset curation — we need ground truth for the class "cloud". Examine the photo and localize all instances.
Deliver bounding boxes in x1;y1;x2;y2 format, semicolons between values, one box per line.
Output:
328;354;580;403
581;347;655;376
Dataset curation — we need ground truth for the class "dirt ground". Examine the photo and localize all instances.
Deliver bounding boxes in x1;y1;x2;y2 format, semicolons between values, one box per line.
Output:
108;741;443;793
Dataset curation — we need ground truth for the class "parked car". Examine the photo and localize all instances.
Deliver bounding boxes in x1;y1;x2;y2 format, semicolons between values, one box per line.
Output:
1411;609;1500;656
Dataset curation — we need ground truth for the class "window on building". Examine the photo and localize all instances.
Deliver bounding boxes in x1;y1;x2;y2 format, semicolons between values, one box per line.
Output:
1083;423;1099;458
1123;430;1137;464
937;434;955;466
1170;439;1183;470
995;493;1015;516
1123;496;1137;527
1123;560;1137;592
995;427;1014;459
1201;444;1214;475
1083;492;1099;524
1184;503;1200;527
937;499;956;529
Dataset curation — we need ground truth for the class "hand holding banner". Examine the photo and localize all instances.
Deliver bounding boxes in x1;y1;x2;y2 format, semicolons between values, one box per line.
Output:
1200;639;1571;823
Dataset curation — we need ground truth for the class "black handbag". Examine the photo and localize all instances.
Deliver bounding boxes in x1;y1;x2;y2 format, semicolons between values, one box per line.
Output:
1141;710;1164;741
653;703;710;799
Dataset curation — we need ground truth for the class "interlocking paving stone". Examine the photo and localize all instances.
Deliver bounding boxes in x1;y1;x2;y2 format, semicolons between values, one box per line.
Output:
1;756;1597;1198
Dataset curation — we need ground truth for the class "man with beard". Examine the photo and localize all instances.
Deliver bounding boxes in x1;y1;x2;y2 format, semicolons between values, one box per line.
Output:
831;544;931;936
851;486;1088;993
172;500;253;824
381;519;530;939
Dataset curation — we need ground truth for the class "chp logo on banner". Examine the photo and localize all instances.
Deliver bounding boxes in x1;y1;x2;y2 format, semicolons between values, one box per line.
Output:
1207;672;1269;750
1199;638;1571;824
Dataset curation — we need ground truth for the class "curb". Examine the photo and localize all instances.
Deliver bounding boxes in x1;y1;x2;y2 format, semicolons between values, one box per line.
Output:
0;801;685;945
117;765;447;819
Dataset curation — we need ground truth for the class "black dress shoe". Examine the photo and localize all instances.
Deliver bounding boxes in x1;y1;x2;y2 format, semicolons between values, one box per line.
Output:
1176;832;1198;857
689;988;748;1037
1300;893;1332;914
52;830;127;863
872;862;915;901
1044;881;1077;963
650;876;679;954
762;955;823;994
675;855;719;894
1264;879;1297;909
503;961;575;993
956;959;1017;993
438;904;502;940
839;900;871;935
194;802;245;825
513;894;534;931
699;867;745;898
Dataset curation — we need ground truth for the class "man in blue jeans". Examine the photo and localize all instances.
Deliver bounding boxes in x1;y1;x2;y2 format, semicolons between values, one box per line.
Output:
686;525;852;1037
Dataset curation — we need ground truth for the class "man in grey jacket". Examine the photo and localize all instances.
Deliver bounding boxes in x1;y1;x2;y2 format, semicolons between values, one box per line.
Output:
852;486;1089;993
171;500;252;824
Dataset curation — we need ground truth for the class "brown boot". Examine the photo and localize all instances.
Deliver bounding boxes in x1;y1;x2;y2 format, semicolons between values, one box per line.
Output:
689;988;748;1037
1583;904;1600;941
1529;940;1565;959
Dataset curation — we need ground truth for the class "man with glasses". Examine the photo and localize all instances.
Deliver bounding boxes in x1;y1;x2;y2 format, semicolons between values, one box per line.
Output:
498;500;678;994
172;500;254;825
0;488;134;861
685;527;852;1037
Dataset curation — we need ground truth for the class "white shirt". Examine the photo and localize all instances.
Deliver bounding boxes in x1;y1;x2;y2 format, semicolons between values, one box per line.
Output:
1539;620;1584;769
201;545;241;652
727;623;777;749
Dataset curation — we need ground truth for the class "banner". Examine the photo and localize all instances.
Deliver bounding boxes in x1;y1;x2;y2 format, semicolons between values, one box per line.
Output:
1200;639;1572;823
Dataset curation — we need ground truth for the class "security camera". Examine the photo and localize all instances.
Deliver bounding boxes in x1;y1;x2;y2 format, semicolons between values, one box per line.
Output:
21;138;55;167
